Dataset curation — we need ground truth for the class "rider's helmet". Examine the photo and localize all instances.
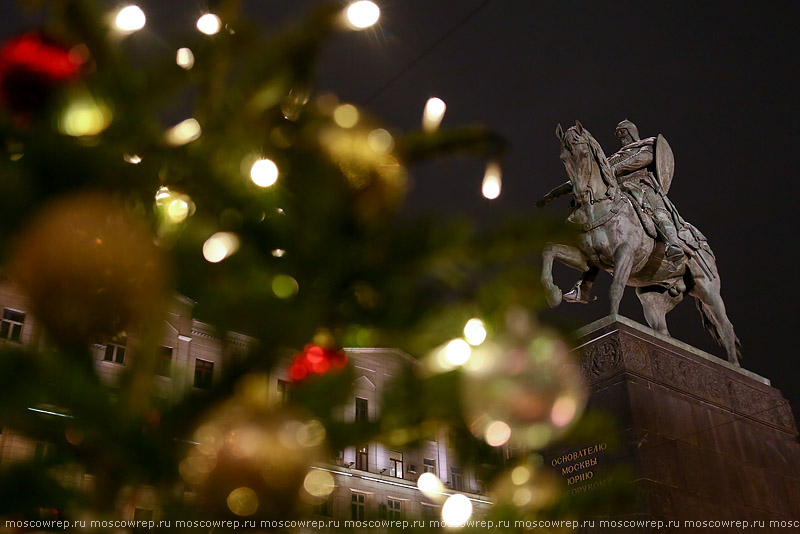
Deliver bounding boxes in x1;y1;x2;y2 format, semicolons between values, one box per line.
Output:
615;120;640;142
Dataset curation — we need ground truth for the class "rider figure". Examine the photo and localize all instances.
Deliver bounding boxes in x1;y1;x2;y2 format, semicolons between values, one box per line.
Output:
609;120;684;262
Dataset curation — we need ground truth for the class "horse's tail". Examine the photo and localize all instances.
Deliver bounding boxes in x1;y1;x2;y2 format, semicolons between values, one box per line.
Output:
694;297;743;361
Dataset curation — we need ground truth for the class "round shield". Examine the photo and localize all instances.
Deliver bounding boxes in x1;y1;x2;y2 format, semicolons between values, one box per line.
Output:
655;134;675;193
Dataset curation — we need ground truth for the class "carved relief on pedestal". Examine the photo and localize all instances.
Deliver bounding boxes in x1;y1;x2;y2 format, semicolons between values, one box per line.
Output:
621;336;650;376
577;335;622;382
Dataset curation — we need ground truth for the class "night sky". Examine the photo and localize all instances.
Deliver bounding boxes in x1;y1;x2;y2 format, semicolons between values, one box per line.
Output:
4;1;799;423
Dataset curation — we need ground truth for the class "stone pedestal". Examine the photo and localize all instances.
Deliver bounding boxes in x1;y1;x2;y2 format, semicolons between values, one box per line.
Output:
552;315;800;529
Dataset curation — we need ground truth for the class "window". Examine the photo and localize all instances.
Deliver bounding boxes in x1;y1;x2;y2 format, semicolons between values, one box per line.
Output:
276;379;291;405
424;458;436;474
103;334;127;364
1;309;25;343
316;493;333;516
389;451;403;479
421;504;439;522
449;466;463;491
157;346;173;377
351;492;366;521
356;444;368;471
355;397;368;422
194;359;214;390
387;498;403;520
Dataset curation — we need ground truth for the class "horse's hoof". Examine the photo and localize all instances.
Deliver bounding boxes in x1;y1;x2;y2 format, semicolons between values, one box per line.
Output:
545;287;563;308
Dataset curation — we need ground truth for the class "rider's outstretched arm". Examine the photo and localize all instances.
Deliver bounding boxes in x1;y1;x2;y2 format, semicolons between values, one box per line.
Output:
536;181;572;208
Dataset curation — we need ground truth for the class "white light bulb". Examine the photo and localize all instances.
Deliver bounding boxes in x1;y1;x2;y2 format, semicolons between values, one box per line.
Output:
250;158;279;187
176;47;195;69
444;339;471;366
203;232;240;263
115;5;146;32
463;318;487;346
345;1;380;30
441;494;472;528
482;161;502;199
197;13;222;35
422;97;446;132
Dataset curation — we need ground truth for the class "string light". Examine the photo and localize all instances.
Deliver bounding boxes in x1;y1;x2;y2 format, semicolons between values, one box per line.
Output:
203;232;240;263
463;318;487;346
441;494;472;527
444;339;471;366
123;154;141;164
481;160;502;199
196;13;222;35
114;5;146;32
422;97;446;132
344;1;381;30
333;104;359;128
176;47;195;69
250;158;279;187
165;118;201;145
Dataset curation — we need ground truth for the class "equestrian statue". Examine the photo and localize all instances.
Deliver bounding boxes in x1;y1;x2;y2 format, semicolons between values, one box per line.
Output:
537;120;741;365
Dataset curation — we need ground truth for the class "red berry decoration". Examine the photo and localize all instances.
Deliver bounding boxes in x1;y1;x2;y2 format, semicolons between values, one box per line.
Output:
289;344;348;382
0;32;84;114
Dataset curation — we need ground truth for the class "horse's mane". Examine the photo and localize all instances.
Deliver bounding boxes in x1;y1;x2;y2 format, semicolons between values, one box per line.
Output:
583;130;618;193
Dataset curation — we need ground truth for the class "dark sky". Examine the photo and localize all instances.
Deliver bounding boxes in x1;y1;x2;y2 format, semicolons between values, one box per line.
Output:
4;1;799;422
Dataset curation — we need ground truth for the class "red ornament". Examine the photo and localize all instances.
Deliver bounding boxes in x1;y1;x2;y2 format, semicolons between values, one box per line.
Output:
0;32;85;114
289;344;348;382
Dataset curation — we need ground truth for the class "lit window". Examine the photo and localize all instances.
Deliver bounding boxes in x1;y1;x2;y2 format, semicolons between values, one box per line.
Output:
423;458;436;474
356;444;368;471
355;397;368;422
351;491;366;520
1;308;26;343
387;498;403;519
389;450;403;479
276;379;291;405
449;466;463;491
157;346;173;377
194;359;214;389
103;334;127;364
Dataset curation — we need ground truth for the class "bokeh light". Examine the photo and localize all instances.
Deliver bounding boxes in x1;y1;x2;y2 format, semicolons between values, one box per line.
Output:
165;118;201;145
417;472;446;501
303;470;335;498
58;95;111;137
123;153;141;164
482;161;502;199
463;318;487;346
444;338;471;366
484;420;512;447
344;1;380;30
167;198;189;223
422;97;446;132
333;104;359;128
114;5;146;32
227;487;258;516
441;494;472;527
176;47;195;69
272;274;299;299
367;128;394;154
197;13;222;35
203;232;240;263
250;158;279;187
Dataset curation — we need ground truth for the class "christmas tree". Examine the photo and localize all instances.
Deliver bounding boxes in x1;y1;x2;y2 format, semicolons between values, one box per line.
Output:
0;1;629;530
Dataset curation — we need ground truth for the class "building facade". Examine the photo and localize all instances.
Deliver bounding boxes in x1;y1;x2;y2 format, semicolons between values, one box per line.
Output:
0;279;491;524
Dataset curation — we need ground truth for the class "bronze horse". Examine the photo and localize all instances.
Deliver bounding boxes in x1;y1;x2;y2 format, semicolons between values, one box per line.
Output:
541;122;741;365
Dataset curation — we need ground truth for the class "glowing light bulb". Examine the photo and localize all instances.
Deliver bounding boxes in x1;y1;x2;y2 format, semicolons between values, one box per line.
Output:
115;5;146;32
422;97;446;132
155;186;171;203
441;494;472;528
333;104;359;128
176;47;195;69
463;318;487;346
196;13;222;35
250;158;279;187
165;118;201;145
59;96;112;137
367;128;394;154
124;153;141;164
445;339;471;366
345;1;380;30
203;232;240;263
482;161;502;199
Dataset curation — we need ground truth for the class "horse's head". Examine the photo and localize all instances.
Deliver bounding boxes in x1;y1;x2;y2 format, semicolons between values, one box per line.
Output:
556;121;617;206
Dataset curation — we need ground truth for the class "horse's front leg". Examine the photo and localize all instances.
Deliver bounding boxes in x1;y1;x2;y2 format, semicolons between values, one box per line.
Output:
609;244;634;315
541;242;590;308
